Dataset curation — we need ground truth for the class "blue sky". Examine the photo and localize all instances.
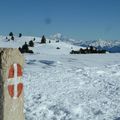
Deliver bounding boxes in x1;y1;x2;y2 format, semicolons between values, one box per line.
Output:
0;0;120;40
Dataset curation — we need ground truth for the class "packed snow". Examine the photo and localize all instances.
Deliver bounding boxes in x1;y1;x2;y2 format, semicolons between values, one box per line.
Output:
0;36;120;120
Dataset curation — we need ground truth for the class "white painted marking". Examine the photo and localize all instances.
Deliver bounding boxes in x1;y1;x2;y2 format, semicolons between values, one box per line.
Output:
13;63;18;99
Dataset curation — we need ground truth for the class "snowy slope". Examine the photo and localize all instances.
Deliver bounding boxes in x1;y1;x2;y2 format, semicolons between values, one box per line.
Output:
0;36;120;120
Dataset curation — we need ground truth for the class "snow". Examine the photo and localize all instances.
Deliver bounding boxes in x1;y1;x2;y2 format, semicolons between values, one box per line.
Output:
0;36;120;120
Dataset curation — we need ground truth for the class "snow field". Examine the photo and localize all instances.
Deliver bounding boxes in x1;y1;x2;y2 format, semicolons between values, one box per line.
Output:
24;52;120;120
0;36;120;120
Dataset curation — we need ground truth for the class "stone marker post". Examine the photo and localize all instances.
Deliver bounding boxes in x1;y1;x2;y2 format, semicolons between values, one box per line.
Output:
0;48;24;120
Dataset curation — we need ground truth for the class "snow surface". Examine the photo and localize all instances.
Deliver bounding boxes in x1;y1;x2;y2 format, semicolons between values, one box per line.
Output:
0;36;120;120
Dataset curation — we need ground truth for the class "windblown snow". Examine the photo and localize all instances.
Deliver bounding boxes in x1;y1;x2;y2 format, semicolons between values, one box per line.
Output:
0;36;120;120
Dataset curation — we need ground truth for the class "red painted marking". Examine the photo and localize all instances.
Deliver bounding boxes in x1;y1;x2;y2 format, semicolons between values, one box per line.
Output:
8;64;23;98
8;83;23;97
17;83;23;97
8;64;22;78
8;85;14;97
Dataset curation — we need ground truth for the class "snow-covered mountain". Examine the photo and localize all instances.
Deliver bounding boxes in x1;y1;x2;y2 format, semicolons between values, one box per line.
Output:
50;33;120;53
77;39;120;53
50;33;76;43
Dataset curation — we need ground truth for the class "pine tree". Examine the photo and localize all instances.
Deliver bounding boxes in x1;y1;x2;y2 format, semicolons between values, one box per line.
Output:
9;32;13;37
19;33;22;37
22;42;29;52
41;35;46;44
29;40;34;47
11;36;14;41
33;38;35;41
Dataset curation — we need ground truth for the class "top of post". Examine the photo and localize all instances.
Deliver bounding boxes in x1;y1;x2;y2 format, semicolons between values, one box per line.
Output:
0;48;24;70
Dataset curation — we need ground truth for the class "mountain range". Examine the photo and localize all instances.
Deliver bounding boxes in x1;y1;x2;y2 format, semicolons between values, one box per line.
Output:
50;33;120;53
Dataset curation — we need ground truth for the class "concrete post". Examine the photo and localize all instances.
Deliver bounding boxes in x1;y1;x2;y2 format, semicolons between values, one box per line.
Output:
0;48;24;120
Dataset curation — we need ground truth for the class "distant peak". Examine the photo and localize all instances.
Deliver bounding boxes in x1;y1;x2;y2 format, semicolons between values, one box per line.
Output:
50;33;63;40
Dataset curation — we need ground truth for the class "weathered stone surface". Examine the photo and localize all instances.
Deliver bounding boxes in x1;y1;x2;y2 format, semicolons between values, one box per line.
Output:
0;48;24;120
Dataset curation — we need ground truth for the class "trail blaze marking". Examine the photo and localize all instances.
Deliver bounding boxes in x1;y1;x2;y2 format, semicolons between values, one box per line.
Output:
8;63;23;99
